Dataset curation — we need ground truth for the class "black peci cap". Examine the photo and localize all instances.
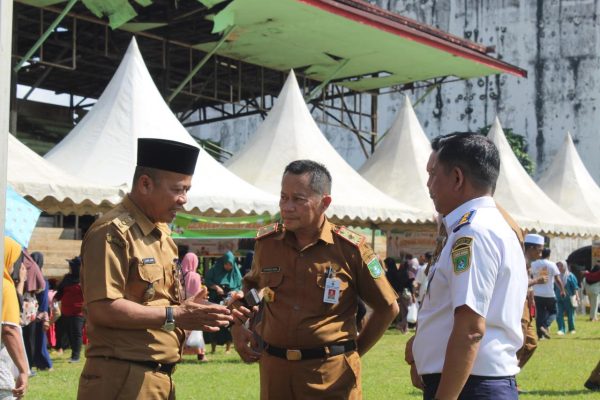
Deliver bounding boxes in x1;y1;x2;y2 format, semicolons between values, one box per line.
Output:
137;138;199;175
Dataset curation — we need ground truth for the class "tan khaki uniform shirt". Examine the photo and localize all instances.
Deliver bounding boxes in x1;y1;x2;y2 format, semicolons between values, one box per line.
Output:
244;219;397;349
81;196;184;363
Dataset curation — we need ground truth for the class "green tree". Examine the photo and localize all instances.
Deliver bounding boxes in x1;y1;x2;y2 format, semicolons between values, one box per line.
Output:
478;126;535;176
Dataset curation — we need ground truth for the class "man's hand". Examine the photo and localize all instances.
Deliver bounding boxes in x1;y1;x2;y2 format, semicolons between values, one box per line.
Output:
175;291;233;331
405;335;424;390
410;363;424;390
226;291;256;325
231;324;261;363
13;372;27;399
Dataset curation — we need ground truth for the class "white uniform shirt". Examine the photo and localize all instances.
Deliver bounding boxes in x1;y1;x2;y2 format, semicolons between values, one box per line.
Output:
530;259;560;298
413;196;527;377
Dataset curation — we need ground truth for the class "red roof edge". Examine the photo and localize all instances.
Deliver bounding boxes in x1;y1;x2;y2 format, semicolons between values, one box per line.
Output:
298;0;528;79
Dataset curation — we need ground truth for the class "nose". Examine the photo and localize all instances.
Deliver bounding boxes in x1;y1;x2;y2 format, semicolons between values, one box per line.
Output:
279;198;294;213
177;192;187;205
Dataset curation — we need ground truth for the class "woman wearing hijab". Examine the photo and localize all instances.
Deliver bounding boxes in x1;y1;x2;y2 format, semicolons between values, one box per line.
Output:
1;237;29;399
204;251;242;354
384;257;414;334
55;257;84;363
181;253;208;362
30;252;52;371
555;260;579;335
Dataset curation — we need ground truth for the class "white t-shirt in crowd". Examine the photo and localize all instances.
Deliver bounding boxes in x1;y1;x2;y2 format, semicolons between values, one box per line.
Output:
414;265;428;303
413;196;527;377
531;259;560;298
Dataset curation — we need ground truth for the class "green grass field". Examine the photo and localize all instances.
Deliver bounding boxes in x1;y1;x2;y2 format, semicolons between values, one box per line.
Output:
27;315;600;399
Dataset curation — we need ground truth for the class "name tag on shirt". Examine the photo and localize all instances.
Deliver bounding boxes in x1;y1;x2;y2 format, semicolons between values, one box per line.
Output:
142;258;156;265
323;277;341;304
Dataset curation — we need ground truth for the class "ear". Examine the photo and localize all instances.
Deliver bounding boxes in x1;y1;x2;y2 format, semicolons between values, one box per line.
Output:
452;167;465;192
137;174;154;195
321;194;332;211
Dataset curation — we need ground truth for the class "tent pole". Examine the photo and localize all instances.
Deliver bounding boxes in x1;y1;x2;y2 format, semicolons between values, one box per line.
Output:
167;25;235;104
0;0;15;346
13;0;77;73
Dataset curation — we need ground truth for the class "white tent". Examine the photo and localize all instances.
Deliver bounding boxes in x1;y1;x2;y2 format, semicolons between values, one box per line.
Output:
488;118;598;236
226;71;430;225
359;95;435;219
45;38;277;216
537;132;600;225
8;133;123;215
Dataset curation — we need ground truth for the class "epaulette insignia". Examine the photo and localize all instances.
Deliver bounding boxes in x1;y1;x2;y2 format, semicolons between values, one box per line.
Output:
106;232;126;248
453;210;476;233
334;226;364;247
112;213;135;233
256;223;280;240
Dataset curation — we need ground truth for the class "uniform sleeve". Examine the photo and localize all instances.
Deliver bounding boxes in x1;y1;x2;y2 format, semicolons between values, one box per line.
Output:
449;232;499;317
2;278;20;326
81;225;130;304
242;242;261;291
355;244;398;309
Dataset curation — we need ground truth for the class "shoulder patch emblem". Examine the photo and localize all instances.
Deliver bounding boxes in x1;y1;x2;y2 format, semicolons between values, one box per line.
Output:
451;236;473;274
453;210;477;233
367;256;383;279
256;223;280;240
334;226;364;247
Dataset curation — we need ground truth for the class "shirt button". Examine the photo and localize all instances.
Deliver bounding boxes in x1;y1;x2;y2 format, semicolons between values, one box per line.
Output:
293;305;300;311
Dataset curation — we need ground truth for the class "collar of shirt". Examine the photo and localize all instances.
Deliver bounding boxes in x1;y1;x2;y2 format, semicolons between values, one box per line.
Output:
122;195;171;238
442;196;495;235
283;217;335;250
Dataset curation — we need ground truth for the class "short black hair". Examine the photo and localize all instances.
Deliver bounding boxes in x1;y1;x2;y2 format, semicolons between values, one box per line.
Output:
541;248;551;259
284;160;332;195
431;132;500;192
132;166;162;187
424;252;433;261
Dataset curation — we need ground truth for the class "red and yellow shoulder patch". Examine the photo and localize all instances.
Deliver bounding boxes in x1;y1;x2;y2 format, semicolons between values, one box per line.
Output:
333;226;365;247
256;223;281;240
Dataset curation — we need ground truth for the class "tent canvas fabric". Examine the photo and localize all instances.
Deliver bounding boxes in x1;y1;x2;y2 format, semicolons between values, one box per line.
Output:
488;118;599;236
359;95;435;219
8;133;122;215
44;38;278;216
537;132;600;226
226;70;431;225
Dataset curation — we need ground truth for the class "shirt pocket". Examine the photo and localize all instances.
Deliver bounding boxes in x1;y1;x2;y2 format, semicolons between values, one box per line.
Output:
262;271;284;289
126;261;164;304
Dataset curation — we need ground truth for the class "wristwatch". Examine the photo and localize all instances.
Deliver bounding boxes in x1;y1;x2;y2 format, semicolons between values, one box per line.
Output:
162;306;175;332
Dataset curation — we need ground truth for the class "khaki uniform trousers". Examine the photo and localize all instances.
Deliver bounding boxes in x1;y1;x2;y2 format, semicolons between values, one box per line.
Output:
517;299;538;369
77;357;175;400
259;350;361;400
588;360;600;384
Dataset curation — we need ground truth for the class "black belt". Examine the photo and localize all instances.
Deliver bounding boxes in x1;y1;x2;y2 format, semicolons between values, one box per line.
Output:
265;340;356;361
98;357;177;375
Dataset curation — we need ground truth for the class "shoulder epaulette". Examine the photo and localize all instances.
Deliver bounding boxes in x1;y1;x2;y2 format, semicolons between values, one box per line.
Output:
111;212;136;234
453;210;476;233
256;223;281;240
333;226;365;247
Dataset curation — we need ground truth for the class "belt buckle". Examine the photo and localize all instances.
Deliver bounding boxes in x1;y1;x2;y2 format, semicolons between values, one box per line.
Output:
286;349;302;361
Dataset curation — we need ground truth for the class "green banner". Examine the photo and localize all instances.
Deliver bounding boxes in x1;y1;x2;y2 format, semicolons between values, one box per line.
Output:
171;212;279;239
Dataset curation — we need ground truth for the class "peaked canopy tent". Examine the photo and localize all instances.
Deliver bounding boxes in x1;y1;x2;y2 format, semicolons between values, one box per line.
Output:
488;118;599;236
8;133;122;215
226;70;431;226
44;38;278;217
537;133;600;226
359;95;435;218
197;0;527;91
